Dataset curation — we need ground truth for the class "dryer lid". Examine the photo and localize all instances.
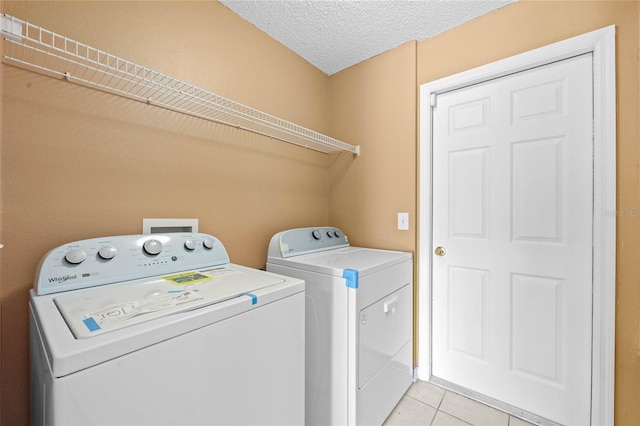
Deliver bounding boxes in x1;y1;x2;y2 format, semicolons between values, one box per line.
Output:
269;246;411;278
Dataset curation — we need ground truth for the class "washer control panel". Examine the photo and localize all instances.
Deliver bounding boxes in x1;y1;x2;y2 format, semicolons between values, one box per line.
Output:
268;227;349;258
35;233;229;295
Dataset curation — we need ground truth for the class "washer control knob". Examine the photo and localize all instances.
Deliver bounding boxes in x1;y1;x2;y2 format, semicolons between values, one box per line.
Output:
203;238;215;249
311;230;321;240
326;231;333;238
334;230;341;238
184;239;196;251
65;249;86;264
143;239;163;255
98;245;117;260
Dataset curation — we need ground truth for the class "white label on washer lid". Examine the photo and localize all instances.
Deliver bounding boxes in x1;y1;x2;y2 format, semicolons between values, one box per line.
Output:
82;290;203;332
162;271;212;286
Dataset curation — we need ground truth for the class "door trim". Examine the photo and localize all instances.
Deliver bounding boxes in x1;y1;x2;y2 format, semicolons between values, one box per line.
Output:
417;26;616;425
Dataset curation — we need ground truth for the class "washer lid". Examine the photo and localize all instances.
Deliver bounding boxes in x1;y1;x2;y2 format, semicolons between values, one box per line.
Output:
31;264;304;378
268;246;412;278
54;266;283;339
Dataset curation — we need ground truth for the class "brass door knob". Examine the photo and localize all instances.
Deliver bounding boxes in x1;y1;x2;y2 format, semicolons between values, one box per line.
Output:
435;246;446;256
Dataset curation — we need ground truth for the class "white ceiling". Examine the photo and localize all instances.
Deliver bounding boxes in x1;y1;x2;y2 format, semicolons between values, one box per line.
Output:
219;0;514;75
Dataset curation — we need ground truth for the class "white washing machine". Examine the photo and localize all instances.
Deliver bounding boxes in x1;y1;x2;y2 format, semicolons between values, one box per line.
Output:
267;227;413;426
30;232;305;426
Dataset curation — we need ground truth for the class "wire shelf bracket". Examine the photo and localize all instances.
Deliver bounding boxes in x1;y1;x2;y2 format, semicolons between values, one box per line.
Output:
1;14;360;156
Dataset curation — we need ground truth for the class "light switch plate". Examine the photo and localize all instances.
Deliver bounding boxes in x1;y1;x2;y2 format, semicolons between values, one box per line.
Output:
398;212;409;231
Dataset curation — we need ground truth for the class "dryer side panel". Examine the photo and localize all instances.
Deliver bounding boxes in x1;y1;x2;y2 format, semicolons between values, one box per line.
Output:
266;263;350;426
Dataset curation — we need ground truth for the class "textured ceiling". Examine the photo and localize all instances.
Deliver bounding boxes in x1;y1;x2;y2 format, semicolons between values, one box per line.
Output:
219;0;514;75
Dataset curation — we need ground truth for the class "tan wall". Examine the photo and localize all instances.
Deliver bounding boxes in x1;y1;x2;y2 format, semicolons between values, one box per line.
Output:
328;41;417;253
415;1;639;424
2;0;639;424
0;1;333;423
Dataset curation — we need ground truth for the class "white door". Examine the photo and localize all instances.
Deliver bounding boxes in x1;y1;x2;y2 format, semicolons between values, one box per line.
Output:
431;53;593;425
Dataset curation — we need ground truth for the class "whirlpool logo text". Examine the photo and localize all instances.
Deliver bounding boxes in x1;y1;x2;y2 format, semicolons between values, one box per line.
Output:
48;274;77;283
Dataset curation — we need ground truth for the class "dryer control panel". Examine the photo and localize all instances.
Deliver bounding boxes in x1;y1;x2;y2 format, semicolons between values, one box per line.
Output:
268;227;349;258
35;233;229;295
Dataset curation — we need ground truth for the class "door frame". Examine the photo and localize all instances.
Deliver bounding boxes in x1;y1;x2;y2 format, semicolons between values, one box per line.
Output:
417;26;616;425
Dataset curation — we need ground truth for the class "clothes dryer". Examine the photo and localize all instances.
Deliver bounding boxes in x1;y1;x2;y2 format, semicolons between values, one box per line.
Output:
30;232;304;426
267;227;413;426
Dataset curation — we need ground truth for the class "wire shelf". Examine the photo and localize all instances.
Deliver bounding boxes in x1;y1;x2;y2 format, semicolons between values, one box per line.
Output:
1;14;360;156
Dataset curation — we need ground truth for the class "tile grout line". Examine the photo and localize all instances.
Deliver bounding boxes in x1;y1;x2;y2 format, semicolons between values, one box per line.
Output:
429;390;448;426
428;391;444;426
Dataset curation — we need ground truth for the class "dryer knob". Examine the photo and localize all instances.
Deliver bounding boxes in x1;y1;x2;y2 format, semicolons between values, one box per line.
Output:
184;239;196;251
143;239;163;255
65;249;86;264
334;230;341;238
203;238;215;249
98;245;117;260
311;230;321;240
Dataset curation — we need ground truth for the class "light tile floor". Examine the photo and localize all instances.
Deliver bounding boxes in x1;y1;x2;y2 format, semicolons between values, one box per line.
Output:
383;381;536;426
